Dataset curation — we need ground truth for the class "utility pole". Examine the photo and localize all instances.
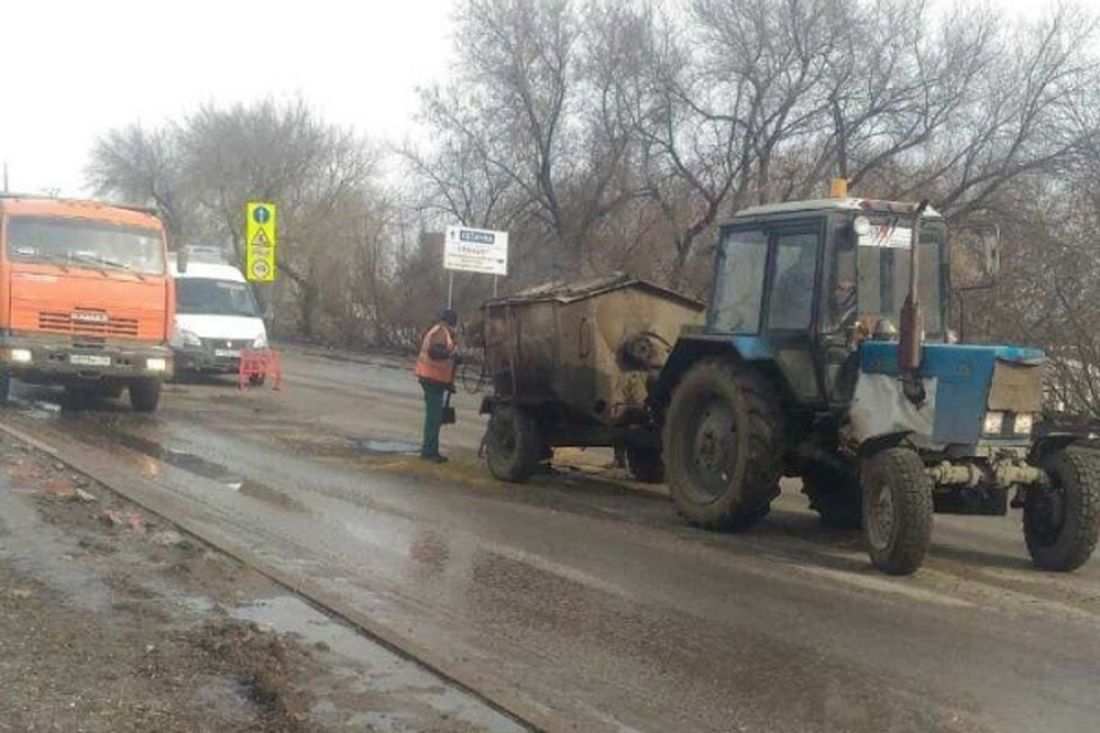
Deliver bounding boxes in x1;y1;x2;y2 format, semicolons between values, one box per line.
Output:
2;161;8;193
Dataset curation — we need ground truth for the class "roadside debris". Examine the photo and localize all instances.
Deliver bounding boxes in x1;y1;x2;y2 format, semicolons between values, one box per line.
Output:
99;509;146;534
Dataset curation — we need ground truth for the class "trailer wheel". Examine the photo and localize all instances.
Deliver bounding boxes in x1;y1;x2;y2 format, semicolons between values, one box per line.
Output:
129;379;162;413
860;447;933;575
626;447;664;484
802;467;862;530
485;405;541;483
1024;447;1100;572
662;358;783;531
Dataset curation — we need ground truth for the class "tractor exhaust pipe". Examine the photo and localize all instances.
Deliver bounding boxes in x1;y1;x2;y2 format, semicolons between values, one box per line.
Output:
899;199;930;401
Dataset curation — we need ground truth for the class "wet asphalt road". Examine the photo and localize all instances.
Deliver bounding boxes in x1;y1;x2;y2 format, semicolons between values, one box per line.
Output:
6;348;1100;732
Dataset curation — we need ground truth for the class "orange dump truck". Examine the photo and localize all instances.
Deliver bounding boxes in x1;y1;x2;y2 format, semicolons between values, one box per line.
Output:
0;195;174;411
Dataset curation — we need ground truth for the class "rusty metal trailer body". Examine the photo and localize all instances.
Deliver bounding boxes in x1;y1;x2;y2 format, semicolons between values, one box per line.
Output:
479;273;702;481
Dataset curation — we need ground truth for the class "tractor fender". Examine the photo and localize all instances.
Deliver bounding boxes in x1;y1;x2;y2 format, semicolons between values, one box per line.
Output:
650;334;780;415
1029;431;1095;464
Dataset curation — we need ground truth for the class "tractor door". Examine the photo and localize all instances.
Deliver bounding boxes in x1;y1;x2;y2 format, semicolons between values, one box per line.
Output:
762;220;826;404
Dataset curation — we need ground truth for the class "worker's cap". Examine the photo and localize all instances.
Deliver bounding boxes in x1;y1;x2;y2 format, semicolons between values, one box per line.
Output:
439;309;458;326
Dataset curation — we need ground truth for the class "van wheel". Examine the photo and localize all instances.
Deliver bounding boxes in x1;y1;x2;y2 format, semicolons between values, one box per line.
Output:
129;379;162;413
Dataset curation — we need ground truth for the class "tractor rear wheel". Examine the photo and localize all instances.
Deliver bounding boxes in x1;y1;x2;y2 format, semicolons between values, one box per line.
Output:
662;358;783;531
485;405;542;483
1024;447;1100;572
802;466;862;530
860;447;933;575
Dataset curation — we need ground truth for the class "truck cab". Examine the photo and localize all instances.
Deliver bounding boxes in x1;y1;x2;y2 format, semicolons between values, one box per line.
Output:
0;195;174;411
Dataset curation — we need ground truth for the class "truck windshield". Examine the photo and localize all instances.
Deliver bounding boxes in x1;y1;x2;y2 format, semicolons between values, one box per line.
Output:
176;278;259;317
5;216;165;275
855;218;945;336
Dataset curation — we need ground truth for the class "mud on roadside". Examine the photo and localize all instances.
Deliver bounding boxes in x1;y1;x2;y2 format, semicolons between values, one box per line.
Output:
0;432;515;732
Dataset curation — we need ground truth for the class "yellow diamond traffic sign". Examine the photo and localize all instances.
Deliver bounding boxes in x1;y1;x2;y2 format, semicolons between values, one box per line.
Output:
246;202;276;282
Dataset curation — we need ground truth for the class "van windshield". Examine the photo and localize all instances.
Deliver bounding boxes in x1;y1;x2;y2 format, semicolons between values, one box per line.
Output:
6;216;166;275
176;278;259;317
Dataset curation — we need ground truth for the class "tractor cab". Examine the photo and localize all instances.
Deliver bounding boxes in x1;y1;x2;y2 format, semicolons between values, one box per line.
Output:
709;197;948;407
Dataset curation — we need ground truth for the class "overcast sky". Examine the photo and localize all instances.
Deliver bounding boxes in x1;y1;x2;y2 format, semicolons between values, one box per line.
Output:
0;0;1053;197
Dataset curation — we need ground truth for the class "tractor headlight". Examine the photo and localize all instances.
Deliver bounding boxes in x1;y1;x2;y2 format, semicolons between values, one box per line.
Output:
1013;413;1034;435
982;411;1005;435
853;216;871;236
146;358;168;372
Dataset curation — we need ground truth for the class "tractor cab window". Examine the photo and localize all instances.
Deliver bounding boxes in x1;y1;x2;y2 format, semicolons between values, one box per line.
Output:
855;219;945;337
768;232;818;330
711;228;767;334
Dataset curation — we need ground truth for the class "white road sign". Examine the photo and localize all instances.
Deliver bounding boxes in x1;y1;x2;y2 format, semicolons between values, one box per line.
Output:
444;226;508;276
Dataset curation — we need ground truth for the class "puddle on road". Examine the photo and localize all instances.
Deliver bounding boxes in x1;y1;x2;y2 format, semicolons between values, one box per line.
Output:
233;596;523;732
351;438;421;456
105;432;305;512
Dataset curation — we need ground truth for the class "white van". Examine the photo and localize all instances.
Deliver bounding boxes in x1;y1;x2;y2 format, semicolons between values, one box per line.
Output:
169;253;268;376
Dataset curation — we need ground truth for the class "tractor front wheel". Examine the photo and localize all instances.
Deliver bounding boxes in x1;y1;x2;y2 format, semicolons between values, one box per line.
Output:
1024;447;1100;572
860;447;933;575
662;358;783;532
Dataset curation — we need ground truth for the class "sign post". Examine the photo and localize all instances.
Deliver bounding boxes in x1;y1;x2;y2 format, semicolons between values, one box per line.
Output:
443;226;508;307
246;202;277;282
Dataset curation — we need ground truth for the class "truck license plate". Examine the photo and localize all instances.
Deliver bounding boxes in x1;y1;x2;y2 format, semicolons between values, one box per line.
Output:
70;354;111;367
215;349;240;358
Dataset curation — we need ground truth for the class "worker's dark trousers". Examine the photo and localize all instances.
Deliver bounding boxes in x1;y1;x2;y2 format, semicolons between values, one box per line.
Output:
420;379;446;458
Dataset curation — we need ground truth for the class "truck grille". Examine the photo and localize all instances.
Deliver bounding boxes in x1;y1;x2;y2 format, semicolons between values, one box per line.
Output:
38;310;140;338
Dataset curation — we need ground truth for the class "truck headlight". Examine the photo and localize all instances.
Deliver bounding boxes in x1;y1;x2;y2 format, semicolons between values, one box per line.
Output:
252;333;268;349
146;358;168;372
982;411;1005;435
9;348;32;364
1013;413;1034;435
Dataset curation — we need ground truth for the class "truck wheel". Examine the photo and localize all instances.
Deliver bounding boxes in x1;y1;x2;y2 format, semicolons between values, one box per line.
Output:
129;379;162;413
1024;447;1100;571
626;447;665;484
0;372;10;405
485;405;541;483
802;468;862;530
662;358;783;531
860;447;933;575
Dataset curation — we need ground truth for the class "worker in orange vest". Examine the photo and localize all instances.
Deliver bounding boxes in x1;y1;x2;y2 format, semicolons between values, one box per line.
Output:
415;309;460;462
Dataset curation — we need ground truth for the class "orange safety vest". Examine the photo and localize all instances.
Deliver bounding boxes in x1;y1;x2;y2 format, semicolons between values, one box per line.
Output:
414;323;456;385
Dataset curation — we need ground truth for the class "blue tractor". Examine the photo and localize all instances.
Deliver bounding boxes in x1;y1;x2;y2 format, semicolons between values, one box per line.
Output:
652;190;1100;575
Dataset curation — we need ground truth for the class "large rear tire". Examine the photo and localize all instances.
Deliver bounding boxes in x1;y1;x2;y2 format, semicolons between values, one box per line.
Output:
129;379;162;413
860;447;933;575
485;405;542;483
662;358;784;531
1024;447;1100;572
